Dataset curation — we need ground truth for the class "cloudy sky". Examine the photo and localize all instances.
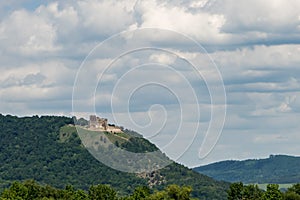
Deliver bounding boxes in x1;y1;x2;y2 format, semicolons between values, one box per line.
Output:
1;0;300;167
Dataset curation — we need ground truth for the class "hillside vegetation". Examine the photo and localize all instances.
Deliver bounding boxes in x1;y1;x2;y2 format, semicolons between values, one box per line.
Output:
0;180;196;200
194;155;300;184
3;180;300;200
0;114;229;199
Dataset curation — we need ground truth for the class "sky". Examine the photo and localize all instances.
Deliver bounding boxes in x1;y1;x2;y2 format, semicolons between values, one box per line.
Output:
0;0;300;168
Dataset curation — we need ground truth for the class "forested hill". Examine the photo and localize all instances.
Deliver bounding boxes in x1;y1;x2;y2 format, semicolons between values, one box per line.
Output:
0;114;229;199
193;155;300;184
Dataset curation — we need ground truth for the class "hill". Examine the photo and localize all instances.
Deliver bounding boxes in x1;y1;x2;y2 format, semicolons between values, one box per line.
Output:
193;155;300;184
0;114;229;199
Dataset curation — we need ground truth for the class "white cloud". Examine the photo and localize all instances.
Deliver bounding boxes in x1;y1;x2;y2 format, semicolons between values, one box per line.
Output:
149;53;176;65
36;2;79;40
77;0;135;36
134;0;229;43
189;0;209;9
212;44;300;70
0;9;58;55
219;0;300;33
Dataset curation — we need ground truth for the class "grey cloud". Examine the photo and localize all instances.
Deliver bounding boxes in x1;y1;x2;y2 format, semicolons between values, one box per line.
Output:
1;73;46;88
23;73;46;85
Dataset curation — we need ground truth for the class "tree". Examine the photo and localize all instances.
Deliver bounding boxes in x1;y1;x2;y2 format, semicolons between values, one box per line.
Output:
261;184;282;200
88;184;117;200
243;184;263;200
0;181;28;200
146;184;193;200
227;182;244;200
284;192;300;200
166;184;192;200
284;184;300;200
124;186;150;200
288;183;300;195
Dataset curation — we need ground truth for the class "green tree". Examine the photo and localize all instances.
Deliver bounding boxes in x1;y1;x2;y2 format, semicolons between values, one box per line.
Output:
287;184;300;195
284;184;300;200
261;184;283;200
166;184;192;200
284;192;300;200
130;186;150;199
88;184;117;200
0;181;29;200
243;184;263;200
227;182;244;200
147;184;193;200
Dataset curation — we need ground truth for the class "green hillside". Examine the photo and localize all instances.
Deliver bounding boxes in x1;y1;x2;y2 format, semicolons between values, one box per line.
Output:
0;114;229;199
194;155;300;184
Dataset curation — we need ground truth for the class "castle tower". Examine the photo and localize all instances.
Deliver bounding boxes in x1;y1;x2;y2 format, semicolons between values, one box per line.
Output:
89;115;97;127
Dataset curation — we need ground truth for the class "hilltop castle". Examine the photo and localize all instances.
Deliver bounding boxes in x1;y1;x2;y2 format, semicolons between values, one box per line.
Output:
89;115;108;130
88;115;123;133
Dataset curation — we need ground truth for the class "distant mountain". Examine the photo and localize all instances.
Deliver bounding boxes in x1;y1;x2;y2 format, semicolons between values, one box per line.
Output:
0;114;229;199
193;155;300;184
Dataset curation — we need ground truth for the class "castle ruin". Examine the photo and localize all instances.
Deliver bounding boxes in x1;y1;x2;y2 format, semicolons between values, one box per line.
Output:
89;115;108;130
88;115;122;133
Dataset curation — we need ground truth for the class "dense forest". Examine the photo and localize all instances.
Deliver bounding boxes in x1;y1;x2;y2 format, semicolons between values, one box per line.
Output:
0;114;229;199
0;180;196;200
194;155;300;183
2;180;300;199
227;182;300;200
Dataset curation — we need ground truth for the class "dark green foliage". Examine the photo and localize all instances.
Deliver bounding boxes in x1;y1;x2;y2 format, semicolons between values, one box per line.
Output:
0;180;197;200
161;163;229;199
288;184;300;195
0;114;229;199
146;184;193;200
122;186;150;200
194;155;300;183
165;184;192;200
88;184;117;200
225;182;300;200
227;182;244;200
284;184;300;200
120;137;158;153
243;184;263;199
261;184;283;200
0;114;146;195
0;180;89;200
284;192;300;200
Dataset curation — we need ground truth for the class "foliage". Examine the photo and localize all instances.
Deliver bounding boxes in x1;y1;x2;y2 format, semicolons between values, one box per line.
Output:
261;184;283;200
194;155;300;183
161;163;229;199
226;182;300;200
120;137;158;153
121;186;150;200
284;184;300;200
0;180;196;200
145;184;193;200
227;182;244;200
88;184;117;200
227;182;263;200
5;181;300;200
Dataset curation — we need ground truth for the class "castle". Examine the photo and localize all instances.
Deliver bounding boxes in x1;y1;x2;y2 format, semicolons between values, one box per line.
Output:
89;115;108;130
88;115;123;133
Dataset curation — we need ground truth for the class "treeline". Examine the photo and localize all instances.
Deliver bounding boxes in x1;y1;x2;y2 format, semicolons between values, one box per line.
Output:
0;180;196;200
227;182;300;200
